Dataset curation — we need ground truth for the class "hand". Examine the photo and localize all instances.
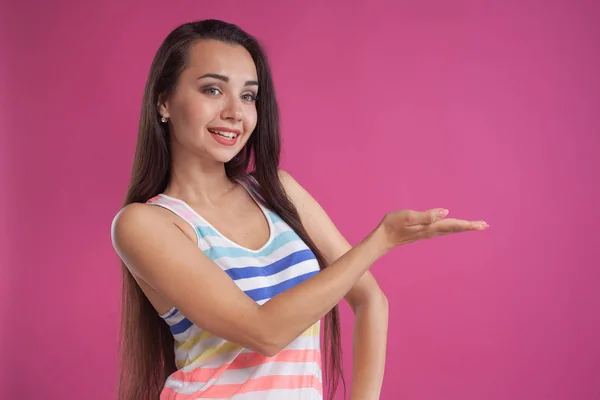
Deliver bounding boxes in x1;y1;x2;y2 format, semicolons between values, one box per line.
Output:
377;208;488;250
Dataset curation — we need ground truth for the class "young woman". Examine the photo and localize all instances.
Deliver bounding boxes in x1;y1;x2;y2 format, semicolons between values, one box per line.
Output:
111;19;488;400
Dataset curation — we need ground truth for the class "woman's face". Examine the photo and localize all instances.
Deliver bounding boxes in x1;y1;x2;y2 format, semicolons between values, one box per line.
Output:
159;39;259;164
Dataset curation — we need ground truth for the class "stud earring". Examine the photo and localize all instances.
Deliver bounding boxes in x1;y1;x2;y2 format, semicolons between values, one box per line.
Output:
161;116;168;123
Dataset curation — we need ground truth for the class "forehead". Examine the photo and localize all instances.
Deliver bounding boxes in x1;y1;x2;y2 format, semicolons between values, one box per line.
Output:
184;39;257;80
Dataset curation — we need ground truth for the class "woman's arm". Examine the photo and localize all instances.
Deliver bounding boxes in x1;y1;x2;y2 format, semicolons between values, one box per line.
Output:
111;202;388;356
278;170;388;399
111;173;484;357
346;277;388;400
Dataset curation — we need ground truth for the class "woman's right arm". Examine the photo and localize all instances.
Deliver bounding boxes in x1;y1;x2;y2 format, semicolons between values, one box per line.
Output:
111;202;486;356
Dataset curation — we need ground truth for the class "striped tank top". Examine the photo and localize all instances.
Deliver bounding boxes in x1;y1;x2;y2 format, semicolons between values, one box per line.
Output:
146;177;323;399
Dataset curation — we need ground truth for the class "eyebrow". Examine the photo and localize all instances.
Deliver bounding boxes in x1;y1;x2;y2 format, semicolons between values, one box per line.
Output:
198;73;258;87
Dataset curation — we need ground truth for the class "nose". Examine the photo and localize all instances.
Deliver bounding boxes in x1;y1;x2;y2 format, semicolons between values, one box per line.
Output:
221;97;243;122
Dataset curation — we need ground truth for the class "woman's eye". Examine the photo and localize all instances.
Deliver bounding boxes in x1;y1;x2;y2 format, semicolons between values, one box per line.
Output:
203;87;222;96
241;93;257;102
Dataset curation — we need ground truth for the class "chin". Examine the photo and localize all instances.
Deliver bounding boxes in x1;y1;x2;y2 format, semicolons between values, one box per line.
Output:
210;148;244;164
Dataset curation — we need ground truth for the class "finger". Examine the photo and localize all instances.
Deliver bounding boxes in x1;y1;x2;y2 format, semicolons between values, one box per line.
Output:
470;220;489;230
431;218;488;233
405;208;449;226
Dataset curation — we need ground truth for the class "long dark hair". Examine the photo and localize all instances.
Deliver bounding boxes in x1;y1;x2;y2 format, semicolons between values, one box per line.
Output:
118;19;345;400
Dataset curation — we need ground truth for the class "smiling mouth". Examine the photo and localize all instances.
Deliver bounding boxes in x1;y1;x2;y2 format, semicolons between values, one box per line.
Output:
208;128;239;139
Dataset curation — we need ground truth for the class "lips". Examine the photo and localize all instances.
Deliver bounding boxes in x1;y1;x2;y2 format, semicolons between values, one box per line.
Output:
207;127;240;139
208;127;240;146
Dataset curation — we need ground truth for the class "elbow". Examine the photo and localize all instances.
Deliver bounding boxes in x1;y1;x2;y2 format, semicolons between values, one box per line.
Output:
255;337;284;358
232;330;279;357
252;326;286;357
372;284;388;307
377;290;389;314
380;291;389;310
250;307;294;357
357;287;389;314
259;345;281;358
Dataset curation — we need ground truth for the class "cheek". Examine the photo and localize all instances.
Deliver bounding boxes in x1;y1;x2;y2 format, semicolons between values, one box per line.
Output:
245;108;258;132
174;93;212;124
182;100;209;123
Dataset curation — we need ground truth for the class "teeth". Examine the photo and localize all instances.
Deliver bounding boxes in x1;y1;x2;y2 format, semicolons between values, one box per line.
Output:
209;129;237;139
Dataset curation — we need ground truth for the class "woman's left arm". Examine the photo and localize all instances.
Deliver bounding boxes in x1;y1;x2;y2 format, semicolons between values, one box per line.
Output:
344;271;388;399
279;170;388;400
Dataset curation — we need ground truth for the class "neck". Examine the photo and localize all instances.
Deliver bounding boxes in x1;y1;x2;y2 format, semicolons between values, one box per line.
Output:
164;148;238;205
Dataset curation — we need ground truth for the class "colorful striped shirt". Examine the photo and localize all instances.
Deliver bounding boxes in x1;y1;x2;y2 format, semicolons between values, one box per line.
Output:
146;177;323;399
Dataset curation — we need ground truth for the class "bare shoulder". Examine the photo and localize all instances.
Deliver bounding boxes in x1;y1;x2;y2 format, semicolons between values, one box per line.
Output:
110;202;176;271
112;203;167;245
277;168;292;182
277;168;307;204
276;168;341;251
112;201;156;228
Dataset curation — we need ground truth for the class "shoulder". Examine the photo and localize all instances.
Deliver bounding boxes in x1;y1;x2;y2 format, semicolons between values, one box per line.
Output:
277;168;303;197
112;202;162;231
111;202;172;253
277;168;292;182
277;169;319;218
244;169;303;204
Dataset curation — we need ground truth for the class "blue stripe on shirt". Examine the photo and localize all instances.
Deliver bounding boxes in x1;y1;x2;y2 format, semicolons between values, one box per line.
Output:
243;270;319;302
225;249;315;280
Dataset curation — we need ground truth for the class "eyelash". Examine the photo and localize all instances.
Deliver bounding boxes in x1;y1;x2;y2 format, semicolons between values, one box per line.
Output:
202;87;257;102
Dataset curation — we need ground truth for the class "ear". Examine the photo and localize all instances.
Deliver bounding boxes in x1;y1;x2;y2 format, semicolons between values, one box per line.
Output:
157;93;170;119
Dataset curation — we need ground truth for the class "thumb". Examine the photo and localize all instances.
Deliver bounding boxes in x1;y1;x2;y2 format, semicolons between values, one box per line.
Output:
406;208;449;226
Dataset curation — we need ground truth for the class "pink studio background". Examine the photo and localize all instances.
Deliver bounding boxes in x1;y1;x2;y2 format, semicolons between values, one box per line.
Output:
2;0;599;399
